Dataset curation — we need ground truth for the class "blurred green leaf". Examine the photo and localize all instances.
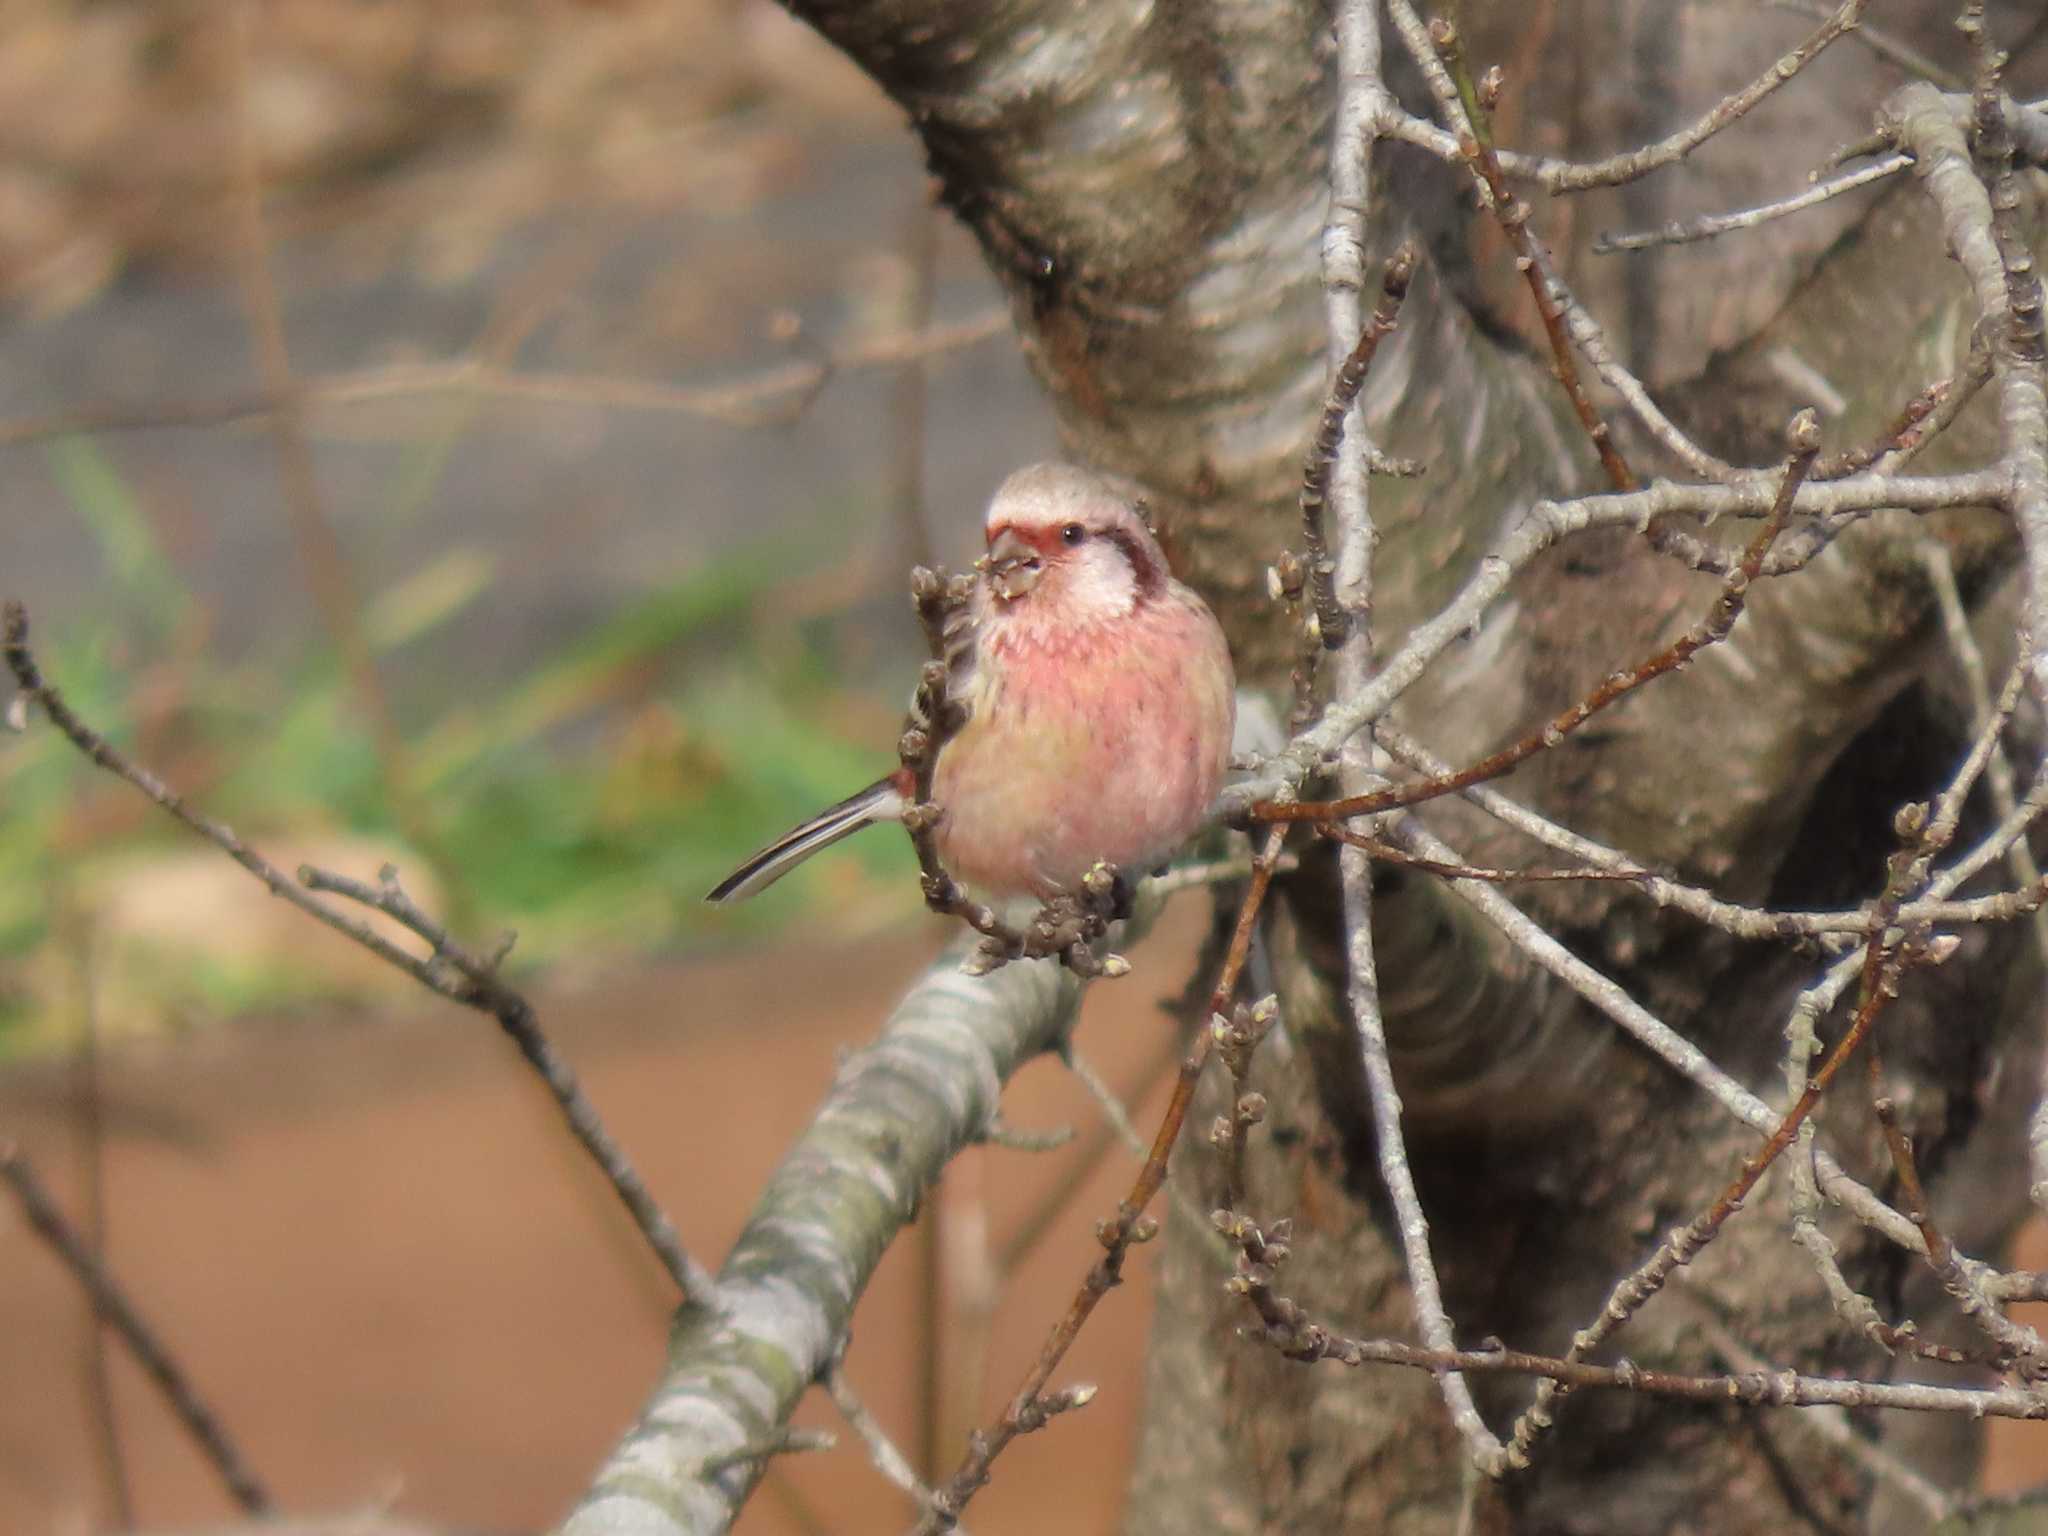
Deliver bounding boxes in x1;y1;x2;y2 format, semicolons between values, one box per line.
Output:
43;436;188;631
0;533;922;1052
364;547;497;653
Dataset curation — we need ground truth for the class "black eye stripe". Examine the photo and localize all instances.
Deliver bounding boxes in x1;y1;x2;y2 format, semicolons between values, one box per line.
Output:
1101;527;1166;599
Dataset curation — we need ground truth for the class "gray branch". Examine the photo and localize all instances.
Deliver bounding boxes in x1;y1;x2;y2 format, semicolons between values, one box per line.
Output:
559;940;1093;1536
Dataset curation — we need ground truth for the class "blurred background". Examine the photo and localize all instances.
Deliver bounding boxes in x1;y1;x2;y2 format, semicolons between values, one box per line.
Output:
0;1;1172;1530
0;3;2041;1532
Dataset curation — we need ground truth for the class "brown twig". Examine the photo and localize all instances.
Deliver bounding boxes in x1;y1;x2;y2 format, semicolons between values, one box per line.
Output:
1258;410;1823;826
1428;18;1635;492
915;825;1289;1532
1871;1057;2048;1377
1507;752;1983;1462
1813;349;1988;481
293;863;717;1308
1316;823;1650;884
2;601;717;1311
1209;996;1278;1213
1218;1210;2047;1419
1;1142;272;1513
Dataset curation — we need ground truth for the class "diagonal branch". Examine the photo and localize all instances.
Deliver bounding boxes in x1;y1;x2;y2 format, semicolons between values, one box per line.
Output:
561;933;1103;1536
2;601;718;1310
1;1142;272;1514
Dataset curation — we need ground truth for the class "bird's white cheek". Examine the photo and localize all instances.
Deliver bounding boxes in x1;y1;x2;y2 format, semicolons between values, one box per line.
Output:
1056;555;1139;624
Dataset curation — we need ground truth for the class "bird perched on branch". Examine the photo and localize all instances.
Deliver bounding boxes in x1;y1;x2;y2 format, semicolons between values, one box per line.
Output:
706;462;1236;906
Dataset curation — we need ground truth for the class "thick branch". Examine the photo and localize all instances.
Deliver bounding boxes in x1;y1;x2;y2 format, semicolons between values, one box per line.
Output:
560;939;1096;1536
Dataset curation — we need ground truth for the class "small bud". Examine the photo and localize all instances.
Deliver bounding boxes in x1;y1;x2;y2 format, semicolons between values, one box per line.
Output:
1786;407;1823;454
1129;1215;1161;1244
1477;65;1504;111
3;695;25;732
1099;953;1132;979
1236;1092;1268;1125
1894;801;1928;839
1209;1115;1234;1148
1923;934;1962;966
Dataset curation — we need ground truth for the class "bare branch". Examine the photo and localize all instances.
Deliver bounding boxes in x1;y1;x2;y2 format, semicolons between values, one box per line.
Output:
1;1142;271;1514
2;602;718;1309
564;928;1103;1536
1220;1209;2048;1419
1595;155;1909;254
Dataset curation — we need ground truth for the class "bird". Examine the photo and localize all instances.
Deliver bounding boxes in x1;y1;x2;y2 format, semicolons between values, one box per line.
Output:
705;461;1236;907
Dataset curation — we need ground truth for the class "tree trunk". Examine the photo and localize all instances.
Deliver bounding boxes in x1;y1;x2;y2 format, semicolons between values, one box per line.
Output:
768;2;2048;1529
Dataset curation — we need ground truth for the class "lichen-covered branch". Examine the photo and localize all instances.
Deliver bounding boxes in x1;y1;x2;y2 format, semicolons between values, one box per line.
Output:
560;940;1093;1536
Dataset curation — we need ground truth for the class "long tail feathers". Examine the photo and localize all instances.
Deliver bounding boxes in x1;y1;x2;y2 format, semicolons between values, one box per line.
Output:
705;776;907;903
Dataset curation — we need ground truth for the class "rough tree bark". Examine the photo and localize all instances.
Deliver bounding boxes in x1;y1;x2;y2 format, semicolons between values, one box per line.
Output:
587;4;2048;1533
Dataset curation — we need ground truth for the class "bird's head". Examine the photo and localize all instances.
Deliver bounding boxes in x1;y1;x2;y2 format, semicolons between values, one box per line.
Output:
978;462;1168;626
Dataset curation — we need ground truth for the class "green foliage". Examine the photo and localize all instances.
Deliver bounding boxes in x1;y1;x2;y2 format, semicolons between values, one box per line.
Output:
1;440;918;1050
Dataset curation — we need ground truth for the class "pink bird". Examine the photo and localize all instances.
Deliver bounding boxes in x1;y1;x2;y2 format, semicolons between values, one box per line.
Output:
706;462;1236;906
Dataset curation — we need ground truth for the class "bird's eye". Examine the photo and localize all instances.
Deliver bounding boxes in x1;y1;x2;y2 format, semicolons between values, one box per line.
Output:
1060;522;1086;545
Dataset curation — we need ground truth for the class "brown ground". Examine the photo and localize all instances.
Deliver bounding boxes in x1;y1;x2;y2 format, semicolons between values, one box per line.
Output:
1;907;1202;1536
3;899;2043;1534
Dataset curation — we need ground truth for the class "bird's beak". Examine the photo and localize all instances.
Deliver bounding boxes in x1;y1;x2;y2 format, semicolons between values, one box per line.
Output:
984;528;1042;601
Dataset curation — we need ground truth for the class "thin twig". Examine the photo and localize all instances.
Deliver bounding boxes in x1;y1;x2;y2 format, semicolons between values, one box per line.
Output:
1;1142;272;1513
295;864;718;1308
698;1429;838;1478
1533;0;1867;193
2;602;718;1310
916;826;1288;1532
1224;466;2009;810
1595;155;1909;253
1693;1303;1957;1526
823;1365;965;1532
1422;14;1635;491
1220;1209;2048;1418
1873;1050;2048;1374
1319;793;2048;938
1260;411;1823;827
1300;245;1418;652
